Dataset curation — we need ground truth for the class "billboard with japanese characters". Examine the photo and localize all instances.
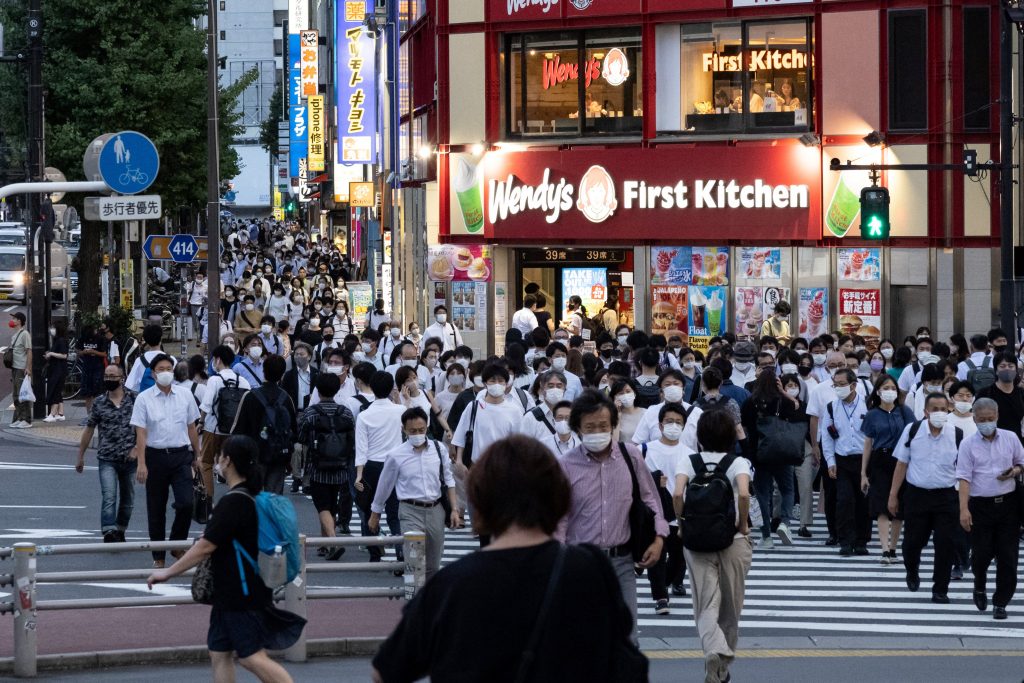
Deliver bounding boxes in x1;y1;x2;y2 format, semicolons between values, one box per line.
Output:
337;0;376;165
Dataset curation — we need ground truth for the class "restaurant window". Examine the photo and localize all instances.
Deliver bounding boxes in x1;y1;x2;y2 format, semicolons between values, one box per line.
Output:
670;19;813;135
888;10;928;130
503;29;643;138
963;7;991;131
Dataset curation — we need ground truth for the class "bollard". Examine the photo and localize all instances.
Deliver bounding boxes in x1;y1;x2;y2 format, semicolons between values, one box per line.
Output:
283;534;308;663
402;531;426;599
13;542;37;678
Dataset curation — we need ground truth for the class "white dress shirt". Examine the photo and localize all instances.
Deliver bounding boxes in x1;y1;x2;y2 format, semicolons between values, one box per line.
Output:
355;398;407;466
130;385;201;448
422;321;462;353
631;401;701;452
893;421;960;489
519;403;557;443
371;440;455;513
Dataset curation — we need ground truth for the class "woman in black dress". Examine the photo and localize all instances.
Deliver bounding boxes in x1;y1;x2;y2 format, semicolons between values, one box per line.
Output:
43;320;69;421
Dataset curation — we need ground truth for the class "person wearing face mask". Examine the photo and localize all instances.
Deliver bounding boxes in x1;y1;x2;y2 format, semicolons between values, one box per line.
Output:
556;390;669;643
643;402;693;613
546;400;579;458
760;301;792;345
365;298;390;334
229;354;297;494
957;397;1024;619
860;375;914;565
199;345;253;498
129;354;202;569
614;325;631;354
405;322;422;350
946;381;978;437
820;368;872;557
187;271;208;341
235;337;267;387
888;393;964;604
126;324;177;393
451;364;524;471
395;365;449;438
519;370;567;443
385;340;420;379
907;363;946;420
264;282;289;321
987;328;1010;359
76;364;138;543
608;379;644;444
757;336;780;363
729;341;757;388
256;315;283;357
368;406;461;582
596;333;618;369
896;337;935;397
544;342;584;401
43;320;70;422
808;338;831;383
956;333;995;386
313;325;342;369
379;322;406;367
359;329;386;370
435;365;466;422
630;370;702;448
423;305;463;354
976;352;1024;441
416;347;445;395
232;295;261;336
678;348;702;403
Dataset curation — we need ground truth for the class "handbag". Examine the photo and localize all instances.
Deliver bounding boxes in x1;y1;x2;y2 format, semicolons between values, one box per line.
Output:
3;329;24;369
460;399;479;468
431;440;454;527
756;401;807;466
619;443;657;563
191;556;215;604
192;470;211;524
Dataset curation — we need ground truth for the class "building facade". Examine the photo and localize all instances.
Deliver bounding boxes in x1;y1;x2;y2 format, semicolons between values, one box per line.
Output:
402;0;1009;355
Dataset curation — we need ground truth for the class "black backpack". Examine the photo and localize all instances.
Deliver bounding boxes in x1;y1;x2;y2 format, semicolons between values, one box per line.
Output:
251;389;294;464
590;307;609;337
965;357;996;392
679;452;738;552
634;381;661;409
309;408;353;471
215;377;247;431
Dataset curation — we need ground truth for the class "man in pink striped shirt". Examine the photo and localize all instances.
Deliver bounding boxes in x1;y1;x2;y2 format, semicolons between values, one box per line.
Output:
556;390;669;640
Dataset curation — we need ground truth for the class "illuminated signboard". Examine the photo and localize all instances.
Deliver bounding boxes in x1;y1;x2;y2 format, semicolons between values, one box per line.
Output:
337;0;376;165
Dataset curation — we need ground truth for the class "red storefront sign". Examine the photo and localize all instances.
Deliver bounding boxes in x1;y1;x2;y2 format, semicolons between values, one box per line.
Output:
453;145;821;242
489;0;643;22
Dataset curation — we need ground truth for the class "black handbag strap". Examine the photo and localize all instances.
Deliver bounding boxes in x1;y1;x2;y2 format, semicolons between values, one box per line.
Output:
619;442;641;505
514;544;567;683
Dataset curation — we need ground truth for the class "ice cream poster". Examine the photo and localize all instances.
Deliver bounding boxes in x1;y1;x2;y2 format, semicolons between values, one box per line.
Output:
735;287;790;340
562;268;608;318
650;247;730;286
650;285;688;338
449;154;485;235
427;245;492;282
837;248;881;282
688;286;726;338
798;288;828;339
738;247;781;280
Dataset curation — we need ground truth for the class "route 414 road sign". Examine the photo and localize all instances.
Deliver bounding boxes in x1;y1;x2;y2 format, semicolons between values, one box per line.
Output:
144;234;212;263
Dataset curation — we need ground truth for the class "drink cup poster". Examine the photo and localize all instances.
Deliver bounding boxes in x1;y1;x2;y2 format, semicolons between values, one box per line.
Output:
798;288;828;339
738;247;781;280
837;248;881;282
689;286;726;338
562;268;607;317
449;154;484;235
650;247;730;286
650;285;688;337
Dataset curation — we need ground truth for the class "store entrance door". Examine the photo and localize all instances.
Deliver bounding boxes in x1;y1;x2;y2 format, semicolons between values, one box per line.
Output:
889;285;930;341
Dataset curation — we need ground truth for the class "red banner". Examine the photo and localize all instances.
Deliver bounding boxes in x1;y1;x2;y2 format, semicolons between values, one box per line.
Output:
460;144;821;242
488;0;642;22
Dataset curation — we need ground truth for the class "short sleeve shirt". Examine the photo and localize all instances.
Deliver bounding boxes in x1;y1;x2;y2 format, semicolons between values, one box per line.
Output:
203;487;273;610
678;451;752;530
87;390;138;461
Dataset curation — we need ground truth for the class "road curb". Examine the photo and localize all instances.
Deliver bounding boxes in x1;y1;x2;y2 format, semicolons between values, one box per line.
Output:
0;637;387;674
0;425;81;447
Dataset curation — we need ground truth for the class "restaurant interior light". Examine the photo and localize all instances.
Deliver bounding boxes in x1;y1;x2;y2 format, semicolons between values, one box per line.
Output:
470;143;485;156
544;52;554;59
417;145;433;160
863;130;886;147
799;133;820;147
594;52;605;59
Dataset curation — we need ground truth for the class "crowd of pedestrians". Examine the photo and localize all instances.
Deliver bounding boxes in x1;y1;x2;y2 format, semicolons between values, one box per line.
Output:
16;217;1024;682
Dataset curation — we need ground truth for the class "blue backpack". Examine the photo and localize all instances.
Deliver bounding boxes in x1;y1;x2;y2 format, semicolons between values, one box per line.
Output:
229;490;301;595
139;354;156;392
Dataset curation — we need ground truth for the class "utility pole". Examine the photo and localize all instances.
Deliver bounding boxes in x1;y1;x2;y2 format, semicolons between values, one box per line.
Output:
1000;6;1016;337
26;0;46;419
205;0;220;349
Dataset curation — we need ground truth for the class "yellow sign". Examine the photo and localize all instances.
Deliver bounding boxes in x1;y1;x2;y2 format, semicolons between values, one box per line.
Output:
308;95;325;172
350;182;374;207
274;189;282;208
300;30;319;97
120;289;134;310
273;207;285;221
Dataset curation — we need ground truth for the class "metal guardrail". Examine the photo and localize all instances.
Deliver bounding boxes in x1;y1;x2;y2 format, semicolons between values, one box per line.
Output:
0;532;426;678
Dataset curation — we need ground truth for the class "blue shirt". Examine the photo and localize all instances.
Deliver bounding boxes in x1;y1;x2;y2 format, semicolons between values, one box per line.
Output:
861;405;915;451
720;380;750;408
893;421;959;489
820;396;868;467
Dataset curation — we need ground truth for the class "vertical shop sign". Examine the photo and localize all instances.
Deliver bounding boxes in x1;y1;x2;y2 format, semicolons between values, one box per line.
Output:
307;95;325;172
288;33;307;178
838;289;881;349
494;281;508;345
300;30;319;97
348;282;374;333
338;0;376;165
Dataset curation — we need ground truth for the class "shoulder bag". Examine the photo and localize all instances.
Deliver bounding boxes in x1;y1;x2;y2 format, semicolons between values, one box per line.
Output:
460;399;479;468
192;469;212;524
432;440;455;527
755;399;807;466
619;443;657;563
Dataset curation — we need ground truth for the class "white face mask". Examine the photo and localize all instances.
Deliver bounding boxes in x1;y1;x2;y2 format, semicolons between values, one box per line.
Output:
361;342;373;353
473;376;485;389
617;393;635;409
581;432;612;453
923;384;942;394
781;363;798;375
662;385;684;404
881;348;894;359
833;385;851;400
812;353;827;366
854;346;866;353
545;387;565;405
260;324;272;334
245;303;255;311
447;374;465;387
454;358;469;369
351;351;366;363
977;421;998;436
617;334;628;344
248;346;263;360
213;462;223;479
402;359;418;368
917;352;935;365
554;420;572;436
683;361;696;370
879;389;898;404
391;328;402;338
326;365;344;375
155;371;174;387
436;314;447;324
734;361;752;372
486;382;506;398
407;433;427;447
786;387;800;399
763;349;777;358
954;400;973;414
551;357;567;371
661;423;684;441
928;411;949;428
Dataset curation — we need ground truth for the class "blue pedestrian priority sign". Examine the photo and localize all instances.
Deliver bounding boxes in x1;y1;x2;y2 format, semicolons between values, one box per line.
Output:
168;234;199;263
98;131;159;195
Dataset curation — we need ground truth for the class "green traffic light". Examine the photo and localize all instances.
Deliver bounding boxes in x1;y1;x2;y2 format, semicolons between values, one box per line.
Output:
866;215;883;237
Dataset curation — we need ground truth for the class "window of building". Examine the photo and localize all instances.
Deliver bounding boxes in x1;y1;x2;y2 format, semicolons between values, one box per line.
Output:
888;10;928;130
666;19;813;135
503;28;643;138
963;7;991;131
229;60;278;126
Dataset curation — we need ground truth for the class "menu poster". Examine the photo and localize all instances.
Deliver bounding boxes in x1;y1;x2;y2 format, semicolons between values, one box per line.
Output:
837;248;881;282
650;285;688;338
432;282;448;312
798;288;828;339
738;247;781;280
838;289;881;348
650;247;730;286
474;283;488;331
494;281;508;341
735;287;791;340
348;282;374;333
428;244;492;282
562;268;608;319
451;282;478;331
689;286;726;340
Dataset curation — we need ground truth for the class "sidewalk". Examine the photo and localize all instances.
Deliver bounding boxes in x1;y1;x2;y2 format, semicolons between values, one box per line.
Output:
1;393;89;446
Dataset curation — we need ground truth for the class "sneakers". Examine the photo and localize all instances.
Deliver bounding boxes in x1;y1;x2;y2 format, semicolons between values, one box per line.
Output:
9;420;30;429
671;582;687;597
931;593;950;604
797;526;812;538
839;545;854;557
103;530;118;543
758;536;774;550
880;550;891;566
973;590;988;612
776;523;793;546
655;598;670;615
43;415;57;423
56;414;65;421
326;546;346;561
951;565;963;580
853;546;869;556
704;652;726;683
994;606;1008;620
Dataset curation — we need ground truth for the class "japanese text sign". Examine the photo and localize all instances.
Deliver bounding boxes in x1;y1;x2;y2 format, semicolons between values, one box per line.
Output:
337;0;376;165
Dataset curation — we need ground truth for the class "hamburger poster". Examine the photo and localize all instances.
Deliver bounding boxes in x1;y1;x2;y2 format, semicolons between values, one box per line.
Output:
838;289;881;349
427;245;493;282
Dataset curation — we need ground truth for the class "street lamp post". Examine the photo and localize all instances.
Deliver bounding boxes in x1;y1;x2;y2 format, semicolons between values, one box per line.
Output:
205;0;220;349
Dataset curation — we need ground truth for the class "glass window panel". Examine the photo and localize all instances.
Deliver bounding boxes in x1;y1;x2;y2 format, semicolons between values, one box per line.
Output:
582;30;643;136
524;32;579;136
888;10;928;130
680;23;742;133
746;20;811;131
963;7;990;131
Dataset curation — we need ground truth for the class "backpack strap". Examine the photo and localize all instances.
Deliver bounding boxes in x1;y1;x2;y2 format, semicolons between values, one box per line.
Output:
240;361;263;386
687;377;701;404
531;405;555;434
982;356;992;369
516;387;530;411
966;359;978;371
684;404;696;422
954;427;964;450
904;419;925;448
688;452;707;475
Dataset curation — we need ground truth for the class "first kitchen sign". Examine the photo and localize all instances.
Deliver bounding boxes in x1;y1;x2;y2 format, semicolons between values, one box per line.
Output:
491;0;642;20
449;146;821;241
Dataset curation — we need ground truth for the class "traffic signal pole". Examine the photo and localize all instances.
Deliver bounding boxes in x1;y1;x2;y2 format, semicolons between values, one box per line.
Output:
26;0;46;419
998;6;1016;338
205;0;221;349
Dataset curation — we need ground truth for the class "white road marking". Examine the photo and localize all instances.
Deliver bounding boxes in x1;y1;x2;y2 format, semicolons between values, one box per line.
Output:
2;305;15;312
0;505;86;509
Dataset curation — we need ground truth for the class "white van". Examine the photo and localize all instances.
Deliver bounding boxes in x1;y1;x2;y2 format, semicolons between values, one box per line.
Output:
0;240;70;304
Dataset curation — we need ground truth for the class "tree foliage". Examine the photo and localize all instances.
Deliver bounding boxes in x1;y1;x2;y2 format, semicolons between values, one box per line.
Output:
259;79;283;158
